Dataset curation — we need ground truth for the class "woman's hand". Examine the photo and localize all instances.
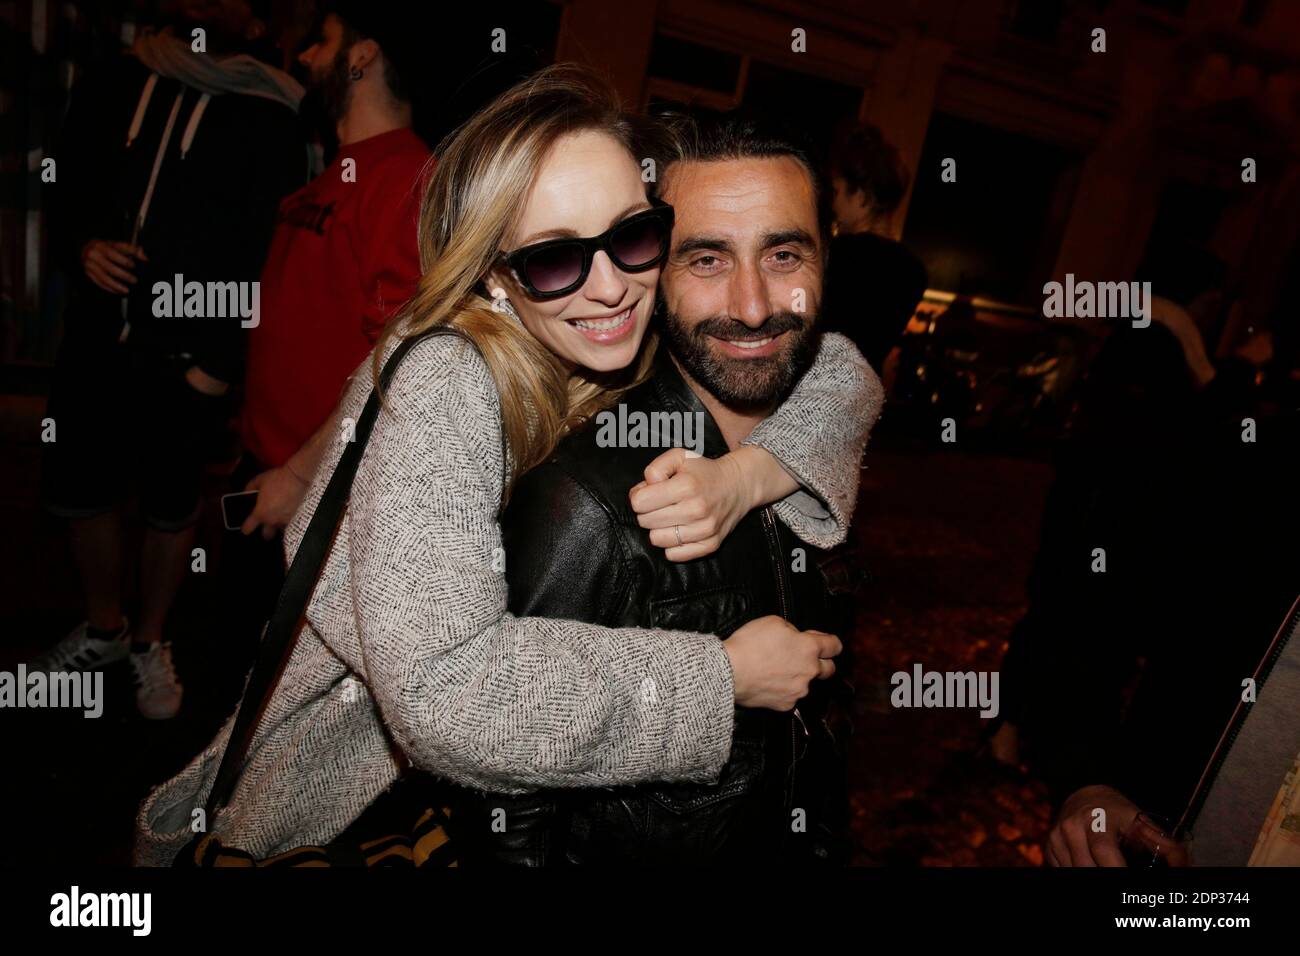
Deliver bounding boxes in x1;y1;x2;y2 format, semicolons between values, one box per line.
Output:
723;615;841;711
629;446;796;562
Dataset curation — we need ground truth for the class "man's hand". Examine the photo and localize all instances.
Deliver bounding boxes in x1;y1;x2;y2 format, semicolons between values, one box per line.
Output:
630;448;755;562
240;466;308;540
81;240;146;295
1046;784;1140;867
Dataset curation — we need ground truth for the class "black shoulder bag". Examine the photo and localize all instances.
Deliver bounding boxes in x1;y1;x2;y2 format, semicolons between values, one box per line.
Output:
177;328;460;867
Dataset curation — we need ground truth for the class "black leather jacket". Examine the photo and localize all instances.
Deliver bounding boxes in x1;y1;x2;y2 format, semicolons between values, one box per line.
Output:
446;356;862;865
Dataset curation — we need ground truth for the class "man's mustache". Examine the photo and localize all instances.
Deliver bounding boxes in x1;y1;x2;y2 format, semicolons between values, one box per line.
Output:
690;311;808;343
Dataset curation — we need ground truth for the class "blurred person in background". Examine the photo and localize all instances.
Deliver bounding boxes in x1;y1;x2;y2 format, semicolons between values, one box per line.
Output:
31;0;307;719
228;2;430;654
994;247;1298;863
821;120;928;375
1040;250;1300;866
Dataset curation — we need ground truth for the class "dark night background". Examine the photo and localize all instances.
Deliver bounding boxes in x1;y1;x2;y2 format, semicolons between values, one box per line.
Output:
2;0;1298;866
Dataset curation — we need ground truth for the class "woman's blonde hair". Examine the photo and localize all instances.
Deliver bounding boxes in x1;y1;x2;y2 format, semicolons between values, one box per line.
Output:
374;63;661;504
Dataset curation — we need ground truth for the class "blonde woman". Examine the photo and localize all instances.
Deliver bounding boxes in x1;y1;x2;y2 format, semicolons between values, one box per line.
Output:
135;64;881;863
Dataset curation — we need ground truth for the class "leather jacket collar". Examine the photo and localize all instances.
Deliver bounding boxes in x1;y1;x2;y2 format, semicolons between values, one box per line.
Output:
643;352;735;460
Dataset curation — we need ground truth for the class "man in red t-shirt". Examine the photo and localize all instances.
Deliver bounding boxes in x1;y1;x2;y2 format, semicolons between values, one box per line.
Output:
227;4;430;639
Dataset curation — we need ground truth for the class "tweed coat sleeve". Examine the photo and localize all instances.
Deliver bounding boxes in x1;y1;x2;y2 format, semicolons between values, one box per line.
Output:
743;331;884;549
306;333;737;793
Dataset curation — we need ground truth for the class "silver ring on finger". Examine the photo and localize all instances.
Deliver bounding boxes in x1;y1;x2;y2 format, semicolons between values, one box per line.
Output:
674;524;684;547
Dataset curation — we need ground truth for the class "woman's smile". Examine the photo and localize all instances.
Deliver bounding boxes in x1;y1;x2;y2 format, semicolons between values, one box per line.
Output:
566;303;637;344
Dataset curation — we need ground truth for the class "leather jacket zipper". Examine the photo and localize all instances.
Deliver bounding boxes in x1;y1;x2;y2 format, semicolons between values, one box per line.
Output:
762;507;807;813
761;507;790;618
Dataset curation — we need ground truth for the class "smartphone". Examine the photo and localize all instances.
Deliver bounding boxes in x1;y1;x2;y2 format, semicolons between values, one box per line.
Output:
221;490;259;531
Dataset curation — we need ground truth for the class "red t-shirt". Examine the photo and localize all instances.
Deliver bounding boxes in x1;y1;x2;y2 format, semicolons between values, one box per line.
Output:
242;127;431;467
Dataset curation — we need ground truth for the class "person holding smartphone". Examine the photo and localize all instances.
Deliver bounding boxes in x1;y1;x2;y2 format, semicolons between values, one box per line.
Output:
222;4;432;664
33;0;307;720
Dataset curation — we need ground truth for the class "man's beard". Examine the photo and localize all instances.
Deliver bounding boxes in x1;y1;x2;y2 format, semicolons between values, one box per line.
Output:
661;305;820;409
300;48;353;131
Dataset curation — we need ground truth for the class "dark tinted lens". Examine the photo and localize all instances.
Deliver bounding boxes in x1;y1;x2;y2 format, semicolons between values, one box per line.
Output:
610;214;668;269
522;242;585;293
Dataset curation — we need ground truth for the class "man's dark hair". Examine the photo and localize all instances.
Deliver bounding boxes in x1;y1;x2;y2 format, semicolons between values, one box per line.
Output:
828;120;909;215
652;109;826;408
319;1;413;103
656;110;827;237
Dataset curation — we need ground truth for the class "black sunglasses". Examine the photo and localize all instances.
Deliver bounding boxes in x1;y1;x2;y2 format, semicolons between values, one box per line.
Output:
498;202;675;300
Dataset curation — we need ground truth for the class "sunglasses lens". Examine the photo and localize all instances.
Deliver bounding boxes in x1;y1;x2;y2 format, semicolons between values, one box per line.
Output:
522;243;585;294
610;215;668;269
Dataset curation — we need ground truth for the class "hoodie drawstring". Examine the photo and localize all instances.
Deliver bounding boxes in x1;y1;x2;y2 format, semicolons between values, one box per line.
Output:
120;74;194;342
135;90;184;243
125;73;158;148
180;93;210;159
125;75;212;233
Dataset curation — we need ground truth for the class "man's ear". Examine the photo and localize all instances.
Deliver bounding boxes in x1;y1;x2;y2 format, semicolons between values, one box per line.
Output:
245;18;267;42
351;38;380;72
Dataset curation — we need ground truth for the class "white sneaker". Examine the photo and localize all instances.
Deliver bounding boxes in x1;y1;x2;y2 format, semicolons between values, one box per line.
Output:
29;619;131;673
130;642;183;720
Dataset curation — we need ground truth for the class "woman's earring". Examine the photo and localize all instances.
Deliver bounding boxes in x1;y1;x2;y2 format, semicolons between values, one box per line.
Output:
349;66;363;81
490;287;521;321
